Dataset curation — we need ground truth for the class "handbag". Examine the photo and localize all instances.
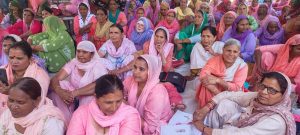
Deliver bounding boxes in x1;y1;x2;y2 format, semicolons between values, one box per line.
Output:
160;72;187;93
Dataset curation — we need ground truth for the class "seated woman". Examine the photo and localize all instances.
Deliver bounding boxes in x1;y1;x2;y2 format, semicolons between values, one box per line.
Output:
213;0;233;25
1;34;46;69
216;11;237;40
250;34;300;89
129;17;153;51
145;0;160;25
92;7;113;50
1;0;22;29
143;27;174;72
7;8;42;41
98;24;136;80
198;2;216;27
255;15;284;46
196;39;248;107
158;1;170;22
156;9;180;43
0;77;65;135
254;4;271;27
0;41;50;114
124;0;142;25
174;10;208;63
67;74;142;135
108;0;128;33
50;41;108;124
124;55;173;135
193;72;296;135
190;26;225;78
174;0;195;28
236;3;259;31
28;16;75;73
248;0;259;16
74;2;97;44
222;15;256;63
127;7;154;37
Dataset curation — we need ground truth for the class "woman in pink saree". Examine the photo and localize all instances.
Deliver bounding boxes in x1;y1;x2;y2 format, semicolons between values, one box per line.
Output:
67;74;142;135
0;77;65;135
50;41;108;124
123;55;173;135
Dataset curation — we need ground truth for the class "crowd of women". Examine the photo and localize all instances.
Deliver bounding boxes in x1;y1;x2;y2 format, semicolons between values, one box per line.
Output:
0;0;299;134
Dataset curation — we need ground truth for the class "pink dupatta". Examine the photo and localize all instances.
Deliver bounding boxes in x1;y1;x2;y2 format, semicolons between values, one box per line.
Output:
5;61;50;106
155;9;180;42
86;100;141;135
148;27;173;59
125;55;162;116
216;11;237;40
269;34;300;77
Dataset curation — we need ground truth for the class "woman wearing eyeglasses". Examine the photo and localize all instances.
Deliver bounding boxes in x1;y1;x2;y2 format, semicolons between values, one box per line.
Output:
193;72;296;135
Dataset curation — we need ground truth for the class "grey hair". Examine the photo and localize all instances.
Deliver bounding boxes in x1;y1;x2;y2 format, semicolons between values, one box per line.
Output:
223;38;241;49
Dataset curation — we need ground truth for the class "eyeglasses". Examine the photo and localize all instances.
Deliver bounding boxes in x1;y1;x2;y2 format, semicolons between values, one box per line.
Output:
256;83;281;95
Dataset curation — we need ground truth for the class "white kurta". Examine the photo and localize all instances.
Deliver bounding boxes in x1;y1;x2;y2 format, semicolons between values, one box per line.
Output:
208;91;287;135
190;41;224;69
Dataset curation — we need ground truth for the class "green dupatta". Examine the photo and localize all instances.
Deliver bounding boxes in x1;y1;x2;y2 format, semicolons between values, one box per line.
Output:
29;16;75;72
176;11;208;62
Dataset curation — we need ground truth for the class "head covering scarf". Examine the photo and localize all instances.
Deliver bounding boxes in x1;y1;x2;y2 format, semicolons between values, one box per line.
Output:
130;17;153;50
43;16;67;39
249;1;260;16
269;34;300;77
74;41;101;71
156;9;180;42
259;15;284;44
145;0;160;24
124;0;142;16
255;3;271;26
149;26;173;58
237;72;296;135
230;15;252;44
77;2;94;41
217;11;237;40
217;0;233;14
127;55;162;116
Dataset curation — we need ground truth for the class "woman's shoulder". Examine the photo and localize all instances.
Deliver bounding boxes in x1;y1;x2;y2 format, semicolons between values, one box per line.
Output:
151;83;168;94
73;104;89;117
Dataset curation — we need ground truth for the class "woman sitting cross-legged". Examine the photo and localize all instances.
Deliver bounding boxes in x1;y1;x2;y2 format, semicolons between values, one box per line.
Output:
98;24;136;80
50;41;108;124
193;72;296;135
67;74;142;135
123;55;173;135
196;38;248;107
